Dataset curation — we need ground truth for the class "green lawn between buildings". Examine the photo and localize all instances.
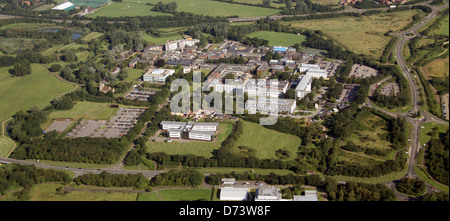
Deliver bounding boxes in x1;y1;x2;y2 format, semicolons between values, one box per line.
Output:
245;31;307;47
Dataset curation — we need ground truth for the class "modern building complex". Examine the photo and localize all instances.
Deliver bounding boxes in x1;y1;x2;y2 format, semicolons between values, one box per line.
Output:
245;98;297;114
165;39;200;52
293;190;319;201
245;79;289;98
143;68;175;83
160;121;219;141
299;63;328;79
295;75;313;99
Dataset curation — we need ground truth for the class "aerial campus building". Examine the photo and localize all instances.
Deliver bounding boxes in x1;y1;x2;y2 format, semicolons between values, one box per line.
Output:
52;0;110;10
295;75;313;99
245;98;297;114
299;63;328;79
160;121;219;141
142;68;175;83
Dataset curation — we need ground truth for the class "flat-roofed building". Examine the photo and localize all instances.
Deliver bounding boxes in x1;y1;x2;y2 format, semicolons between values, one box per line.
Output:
160;121;187;130
191;122;218;131
189;130;215;141
293;190;318;201
306;69;327;78
143;68;175;83
295;75;312;99
245;79;289;98
220;187;251;201
255;187;282;201
299;63;320;72
246;98;297;114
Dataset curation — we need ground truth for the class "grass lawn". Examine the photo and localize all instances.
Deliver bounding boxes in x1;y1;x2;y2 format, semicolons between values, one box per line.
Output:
419;122;449;146
282;10;419;59
232;121;301;160
41;101;119;130
146;121;234;158
0;64;76;157
124;68;145;82
27;183;138;201
245;31;307;47
86;0;171;18
142;33;184;44
90;0;280;18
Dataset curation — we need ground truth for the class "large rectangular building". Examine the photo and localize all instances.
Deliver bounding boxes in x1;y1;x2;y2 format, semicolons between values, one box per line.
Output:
244;79;289;98
295;75;312;99
143;68;175;83
245;98;297;114
160;121;219;141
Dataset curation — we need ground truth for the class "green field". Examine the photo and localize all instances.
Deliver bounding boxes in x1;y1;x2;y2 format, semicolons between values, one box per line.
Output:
282;10;419;59
41;101;119;130
0;23;57;31
0;64;76;157
431;13;449;36
89;0;280;18
87;0;171;18
232;121;301;160
26;183;138;201
245;31;307;47
146;121;235;158
142;33;184;45
0;37;46;54
419;122;449;146
343;112;394;156
138;188;213;201
422;56;449;78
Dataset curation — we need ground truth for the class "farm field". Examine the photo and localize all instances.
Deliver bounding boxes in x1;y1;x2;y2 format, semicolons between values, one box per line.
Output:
146;121;234;158
232;121;301;160
0;64;76;157
245;31;307;47
89;0;280;18
282;10;419;59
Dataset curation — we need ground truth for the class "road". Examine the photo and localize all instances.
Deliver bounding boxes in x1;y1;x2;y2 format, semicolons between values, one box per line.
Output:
365;0;449;197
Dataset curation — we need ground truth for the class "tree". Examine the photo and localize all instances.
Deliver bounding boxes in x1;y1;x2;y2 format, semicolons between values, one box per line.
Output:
263;0;271;7
12;60;31;76
154;59;166;68
49;64;62;72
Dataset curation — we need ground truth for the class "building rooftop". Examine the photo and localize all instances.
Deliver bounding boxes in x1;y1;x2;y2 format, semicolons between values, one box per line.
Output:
296;75;312;91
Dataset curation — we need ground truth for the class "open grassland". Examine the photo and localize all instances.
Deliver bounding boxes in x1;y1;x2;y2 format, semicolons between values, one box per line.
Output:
142;33;184;44
124;68;145;82
0;22;57;31
89;0;280;18
337;149;387;167
146;121;234;158
419;122;449;146
431;13;449;36
87;0;171;18
232;121;301;161
40;101;118;130
282;10;419;59
26;183;138;201
344;112;394;156
245;31;307;47
422;56;449;78
42;32;102;56
0;37;45;54
0;64;76;157
138;188;212;201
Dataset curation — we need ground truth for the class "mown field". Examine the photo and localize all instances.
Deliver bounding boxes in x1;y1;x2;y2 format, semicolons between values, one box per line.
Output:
88;0;280;18
245;31;307;47
282;10;419;59
0;64;76;157
137;188;213;201
419;122;449;146
231;121;301;161
422;56;449;78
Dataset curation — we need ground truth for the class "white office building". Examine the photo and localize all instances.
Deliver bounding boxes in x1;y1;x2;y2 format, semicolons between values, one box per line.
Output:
246;98;296;114
143;69;175;83
244;79;289;98
295;75;312;99
306;69;327;78
160;121;218;141
299;63;320;72
255;187;289;201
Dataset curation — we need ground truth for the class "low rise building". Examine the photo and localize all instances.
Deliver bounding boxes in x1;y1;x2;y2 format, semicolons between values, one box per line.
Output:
245;98;297;114
293;190;318;201
255;187;283;201
160;121;219;141
245;79;289;98
295;75;312;99
143;68;175;83
220;187;251;201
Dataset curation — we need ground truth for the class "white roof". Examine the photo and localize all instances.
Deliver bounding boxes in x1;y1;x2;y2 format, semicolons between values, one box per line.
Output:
293;190;318;201
296;75;312;91
220;188;249;200
52;2;74;10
